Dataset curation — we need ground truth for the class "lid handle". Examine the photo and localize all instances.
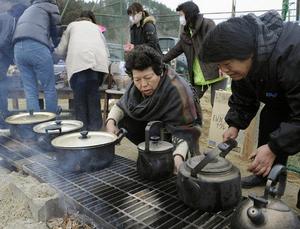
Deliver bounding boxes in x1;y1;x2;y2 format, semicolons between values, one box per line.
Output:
55;120;62;125
190;139;237;177
45;126;62;134
264;164;287;199
79;131;89;139
145;121;163;153
150;136;160;145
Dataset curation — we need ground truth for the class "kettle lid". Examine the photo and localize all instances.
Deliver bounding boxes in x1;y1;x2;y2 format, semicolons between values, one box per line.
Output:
138;137;174;153
186;154;232;173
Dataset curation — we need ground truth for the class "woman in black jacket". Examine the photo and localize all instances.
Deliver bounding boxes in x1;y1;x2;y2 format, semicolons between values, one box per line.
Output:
202;10;300;189
124;2;162;54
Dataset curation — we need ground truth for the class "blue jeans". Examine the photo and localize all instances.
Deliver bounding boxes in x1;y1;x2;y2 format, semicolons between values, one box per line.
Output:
14;39;57;112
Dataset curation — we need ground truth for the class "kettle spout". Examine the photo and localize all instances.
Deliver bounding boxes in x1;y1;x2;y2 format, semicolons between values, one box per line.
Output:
247;207;265;225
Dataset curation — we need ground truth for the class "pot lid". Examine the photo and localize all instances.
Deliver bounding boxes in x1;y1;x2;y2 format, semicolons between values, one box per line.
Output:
51;131;117;149
138;140;174;153
186;154;232;174
33;120;83;134
5;111;56;125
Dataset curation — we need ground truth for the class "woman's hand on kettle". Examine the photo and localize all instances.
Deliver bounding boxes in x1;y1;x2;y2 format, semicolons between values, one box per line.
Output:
247;144;276;177
223;126;239;141
173;155;184;175
106;119;119;135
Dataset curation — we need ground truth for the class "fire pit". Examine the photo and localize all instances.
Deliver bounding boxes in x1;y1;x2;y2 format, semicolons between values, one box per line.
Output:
47;213;96;229
0;136;235;228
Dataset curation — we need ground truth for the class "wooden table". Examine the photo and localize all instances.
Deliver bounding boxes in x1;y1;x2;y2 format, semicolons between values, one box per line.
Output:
7;86;125;115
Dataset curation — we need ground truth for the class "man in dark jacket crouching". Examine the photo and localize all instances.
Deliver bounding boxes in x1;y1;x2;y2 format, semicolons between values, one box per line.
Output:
201;10;300;192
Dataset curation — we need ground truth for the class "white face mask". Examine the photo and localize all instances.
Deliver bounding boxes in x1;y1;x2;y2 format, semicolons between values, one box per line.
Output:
179;15;186;26
129;16;134;24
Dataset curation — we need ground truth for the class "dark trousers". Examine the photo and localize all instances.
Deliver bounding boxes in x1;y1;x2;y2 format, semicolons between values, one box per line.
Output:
70;69;104;131
258;104;290;166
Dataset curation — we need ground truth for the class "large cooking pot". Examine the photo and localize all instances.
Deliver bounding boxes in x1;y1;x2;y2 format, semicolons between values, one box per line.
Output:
51;129;126;172
137;121;175;181
5;110;56;140
176;139;241;212
231;164;300;229
33;119;83;151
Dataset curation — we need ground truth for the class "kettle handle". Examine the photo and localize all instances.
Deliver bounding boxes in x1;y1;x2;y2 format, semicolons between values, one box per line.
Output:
191;149;218;177
218;139;237;157
115;128;127;145
264;164;287;199
191;139;237;177
145;121;163;153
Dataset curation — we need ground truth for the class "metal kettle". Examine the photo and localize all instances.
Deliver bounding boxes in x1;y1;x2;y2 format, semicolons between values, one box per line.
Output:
231;164;300;229
177;139;241;212
137;121;175;180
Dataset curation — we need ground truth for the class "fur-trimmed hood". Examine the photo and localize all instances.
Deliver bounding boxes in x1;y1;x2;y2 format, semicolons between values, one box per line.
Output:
142;16;156;26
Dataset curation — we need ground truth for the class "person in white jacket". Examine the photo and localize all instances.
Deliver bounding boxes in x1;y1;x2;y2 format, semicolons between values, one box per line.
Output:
55;11;109;130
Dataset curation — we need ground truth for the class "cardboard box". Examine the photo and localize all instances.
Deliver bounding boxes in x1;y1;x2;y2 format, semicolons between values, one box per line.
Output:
208;90;259;157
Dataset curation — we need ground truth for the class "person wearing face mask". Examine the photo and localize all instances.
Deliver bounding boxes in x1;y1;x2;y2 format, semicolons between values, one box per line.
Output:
124;2;162;54
163;1;227;107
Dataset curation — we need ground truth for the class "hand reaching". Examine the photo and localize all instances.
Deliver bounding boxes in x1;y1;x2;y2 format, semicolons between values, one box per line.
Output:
247;144;276;177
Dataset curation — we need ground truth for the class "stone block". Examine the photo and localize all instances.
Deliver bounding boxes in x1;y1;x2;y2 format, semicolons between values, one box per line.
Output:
8;172;64;222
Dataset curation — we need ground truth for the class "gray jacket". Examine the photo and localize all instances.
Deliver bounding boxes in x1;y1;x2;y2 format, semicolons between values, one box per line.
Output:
13;0;61;49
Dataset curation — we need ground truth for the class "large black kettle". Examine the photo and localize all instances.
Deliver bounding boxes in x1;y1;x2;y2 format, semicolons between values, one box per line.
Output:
231;164;300;229
177;139;241;212
137;121;175;180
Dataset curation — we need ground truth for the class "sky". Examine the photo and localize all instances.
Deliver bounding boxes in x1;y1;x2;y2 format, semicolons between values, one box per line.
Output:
156;0;284;12
83;0;285;12
156;0;295;22
83;0;297;22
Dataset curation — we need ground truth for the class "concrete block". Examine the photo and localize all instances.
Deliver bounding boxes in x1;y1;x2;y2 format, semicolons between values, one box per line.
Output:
8;172;64;222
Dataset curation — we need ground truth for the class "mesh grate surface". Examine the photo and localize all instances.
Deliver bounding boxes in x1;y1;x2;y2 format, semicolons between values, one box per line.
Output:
0;136;233;229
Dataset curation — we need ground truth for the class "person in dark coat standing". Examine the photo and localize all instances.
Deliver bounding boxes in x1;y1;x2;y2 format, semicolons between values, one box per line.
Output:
202;10;300;189
163;1;227;106
0;3;27;128
124;2;162;54
13;0;61;113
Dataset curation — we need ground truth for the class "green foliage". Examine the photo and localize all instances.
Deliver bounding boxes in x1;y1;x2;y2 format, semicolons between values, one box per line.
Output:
59;0;180;43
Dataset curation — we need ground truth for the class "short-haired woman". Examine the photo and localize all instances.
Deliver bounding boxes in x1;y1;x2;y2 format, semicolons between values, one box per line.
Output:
106;45;202;173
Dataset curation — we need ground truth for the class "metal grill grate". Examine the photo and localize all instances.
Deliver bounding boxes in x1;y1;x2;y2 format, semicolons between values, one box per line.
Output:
0;136;233;229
